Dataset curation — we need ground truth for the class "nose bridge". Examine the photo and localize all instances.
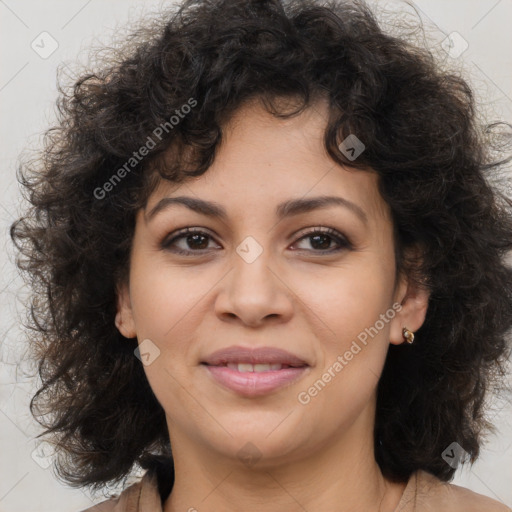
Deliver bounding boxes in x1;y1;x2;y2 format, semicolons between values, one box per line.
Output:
231;235;276;300
215;234;293;325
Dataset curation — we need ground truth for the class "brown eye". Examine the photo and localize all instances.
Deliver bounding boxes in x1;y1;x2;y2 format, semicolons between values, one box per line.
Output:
161;228;221;254
291;227;353;253
161;226;352;256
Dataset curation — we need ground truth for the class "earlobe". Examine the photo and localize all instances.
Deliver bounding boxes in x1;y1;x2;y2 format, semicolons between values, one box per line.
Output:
389;272;430;346
115;281;137;339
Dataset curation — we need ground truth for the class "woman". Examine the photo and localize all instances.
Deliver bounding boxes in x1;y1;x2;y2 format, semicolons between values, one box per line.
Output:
11;0;512;510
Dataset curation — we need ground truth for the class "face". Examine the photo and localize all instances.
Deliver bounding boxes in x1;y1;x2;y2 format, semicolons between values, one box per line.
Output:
116;97;429;469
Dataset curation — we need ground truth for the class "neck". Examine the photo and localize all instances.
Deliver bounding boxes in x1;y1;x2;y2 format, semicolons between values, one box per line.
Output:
163;403;406;512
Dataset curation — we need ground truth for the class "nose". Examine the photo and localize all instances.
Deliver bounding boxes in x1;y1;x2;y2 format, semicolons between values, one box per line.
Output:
214;246;294;328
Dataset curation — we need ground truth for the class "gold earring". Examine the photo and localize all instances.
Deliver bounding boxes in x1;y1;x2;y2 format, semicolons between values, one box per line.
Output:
402;327;415;344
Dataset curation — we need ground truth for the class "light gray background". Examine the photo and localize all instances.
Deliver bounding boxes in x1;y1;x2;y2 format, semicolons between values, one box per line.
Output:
1;1;511;511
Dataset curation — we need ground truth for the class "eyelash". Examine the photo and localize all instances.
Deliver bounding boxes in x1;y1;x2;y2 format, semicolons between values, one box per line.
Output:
161;226;353;255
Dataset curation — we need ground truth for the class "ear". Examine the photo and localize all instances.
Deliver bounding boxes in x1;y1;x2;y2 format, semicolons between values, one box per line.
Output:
115;280;137;339
389;267;430;346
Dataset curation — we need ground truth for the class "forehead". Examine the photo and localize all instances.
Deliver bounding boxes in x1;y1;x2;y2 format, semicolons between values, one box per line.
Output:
146;97;391;226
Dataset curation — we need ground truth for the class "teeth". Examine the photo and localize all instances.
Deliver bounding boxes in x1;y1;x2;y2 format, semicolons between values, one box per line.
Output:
226;363;283;372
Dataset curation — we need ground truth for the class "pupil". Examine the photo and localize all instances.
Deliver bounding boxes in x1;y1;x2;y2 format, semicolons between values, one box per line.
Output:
311;234;330;250
189;234;208;249
185;233;333;251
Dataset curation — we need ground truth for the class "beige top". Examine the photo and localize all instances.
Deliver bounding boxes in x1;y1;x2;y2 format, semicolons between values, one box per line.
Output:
79;469;511;512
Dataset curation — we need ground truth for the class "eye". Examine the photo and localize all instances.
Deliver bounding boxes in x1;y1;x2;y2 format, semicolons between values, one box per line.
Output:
161;226;353;256
290;227;353;253
161;228;220;255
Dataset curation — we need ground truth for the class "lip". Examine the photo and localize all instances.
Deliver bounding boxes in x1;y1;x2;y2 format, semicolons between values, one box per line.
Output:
201;346;308;367
201;346;310;397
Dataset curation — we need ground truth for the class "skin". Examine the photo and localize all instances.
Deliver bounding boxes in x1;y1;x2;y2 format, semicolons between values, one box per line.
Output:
116;96;430;512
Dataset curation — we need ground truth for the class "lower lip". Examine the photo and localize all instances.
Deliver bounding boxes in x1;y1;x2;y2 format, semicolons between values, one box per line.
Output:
203;365;308;397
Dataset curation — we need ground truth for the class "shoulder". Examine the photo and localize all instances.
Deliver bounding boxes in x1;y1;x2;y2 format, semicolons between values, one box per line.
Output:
404;470;511;512
77;478;145;512
76;462;169;512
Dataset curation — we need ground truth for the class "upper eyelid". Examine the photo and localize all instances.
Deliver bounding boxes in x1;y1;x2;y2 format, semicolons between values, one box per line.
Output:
162;226;351;249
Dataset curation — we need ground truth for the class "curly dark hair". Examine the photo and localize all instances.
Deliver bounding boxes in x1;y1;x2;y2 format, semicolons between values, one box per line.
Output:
10;0;512;497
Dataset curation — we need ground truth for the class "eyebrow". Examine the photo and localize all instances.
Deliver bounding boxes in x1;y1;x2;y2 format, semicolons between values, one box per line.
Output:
145;194;368;225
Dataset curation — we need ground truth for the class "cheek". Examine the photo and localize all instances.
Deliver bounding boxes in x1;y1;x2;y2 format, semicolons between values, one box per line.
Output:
293;256;394;346
291;256;395;417
128;263;211;418
129;248;211;340
299;260;395;413
126;263;209;414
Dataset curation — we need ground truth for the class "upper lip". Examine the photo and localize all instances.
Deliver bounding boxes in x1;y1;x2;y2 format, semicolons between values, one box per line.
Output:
201;346;309;367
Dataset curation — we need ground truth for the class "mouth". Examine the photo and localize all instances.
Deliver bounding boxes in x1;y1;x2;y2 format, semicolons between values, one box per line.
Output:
200;346;310;397
201;345;309;367
202;362;307;371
